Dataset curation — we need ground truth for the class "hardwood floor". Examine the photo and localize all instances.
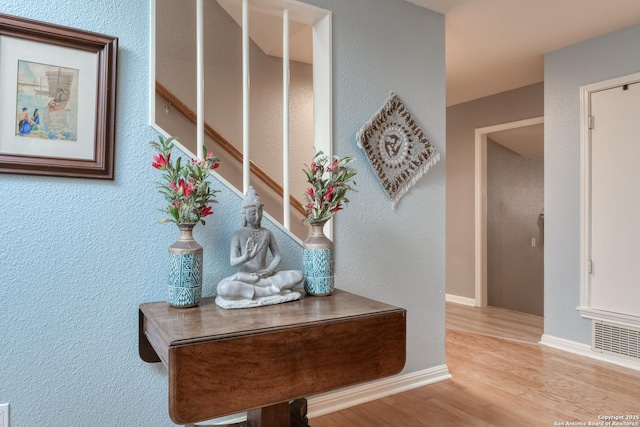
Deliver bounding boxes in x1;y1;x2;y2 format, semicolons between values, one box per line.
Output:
309;303;640;426
445;301;543;344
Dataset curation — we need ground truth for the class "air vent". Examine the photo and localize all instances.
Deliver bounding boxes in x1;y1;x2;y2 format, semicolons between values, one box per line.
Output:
592;320;640;360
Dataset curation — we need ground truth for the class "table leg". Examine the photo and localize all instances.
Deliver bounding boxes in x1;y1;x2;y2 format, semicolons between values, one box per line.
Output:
138;309;160;363
189;399;309;427
289;399;309;427
247;402;290;426
204;399;307;427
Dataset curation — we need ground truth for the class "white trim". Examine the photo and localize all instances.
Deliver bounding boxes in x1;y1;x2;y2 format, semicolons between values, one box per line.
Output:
445;293;476;306
474;116;544;307
540;334;640;372
577;306;640;329
312;11;333;240
307;365;451;419
200;366;451;425
579;82;591;309
473;129;487;307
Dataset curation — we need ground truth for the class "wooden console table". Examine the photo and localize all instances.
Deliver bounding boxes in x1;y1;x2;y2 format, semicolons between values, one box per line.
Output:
139;289;406;426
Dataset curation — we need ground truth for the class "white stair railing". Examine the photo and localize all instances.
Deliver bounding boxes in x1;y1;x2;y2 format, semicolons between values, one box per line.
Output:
282;7;291;230
152;0;333;238
241;0;250;195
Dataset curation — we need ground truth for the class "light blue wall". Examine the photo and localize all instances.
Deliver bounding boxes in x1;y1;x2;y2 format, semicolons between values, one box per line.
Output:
0;0;444;425
308;0;446;371
544;24;640;343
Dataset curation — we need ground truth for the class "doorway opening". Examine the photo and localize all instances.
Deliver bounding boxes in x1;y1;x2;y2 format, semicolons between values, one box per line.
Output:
474;117;544;315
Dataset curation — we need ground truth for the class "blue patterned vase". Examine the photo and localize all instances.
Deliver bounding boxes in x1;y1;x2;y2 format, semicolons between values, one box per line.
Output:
167;223;203;308
303;220;334;296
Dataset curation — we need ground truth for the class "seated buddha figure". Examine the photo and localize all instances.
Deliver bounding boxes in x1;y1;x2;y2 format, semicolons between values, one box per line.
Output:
215;187;303;308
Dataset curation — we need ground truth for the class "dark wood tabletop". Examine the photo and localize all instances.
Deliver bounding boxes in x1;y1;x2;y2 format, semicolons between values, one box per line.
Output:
139;289;406;426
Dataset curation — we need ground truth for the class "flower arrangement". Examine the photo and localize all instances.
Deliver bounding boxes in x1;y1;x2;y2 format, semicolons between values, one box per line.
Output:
302;150;357;223
150;135;220;225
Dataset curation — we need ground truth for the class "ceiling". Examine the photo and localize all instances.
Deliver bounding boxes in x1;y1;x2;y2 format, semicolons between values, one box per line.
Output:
220;0;640;105
489;124;544;159
407;0;640;106
217;0;322;64
220;0;640;157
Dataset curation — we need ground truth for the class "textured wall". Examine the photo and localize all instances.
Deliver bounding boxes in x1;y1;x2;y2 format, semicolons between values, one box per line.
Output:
446;83;543;299
310;0;446;372
487;140;544;316
0;0;445;425
544;23;640;344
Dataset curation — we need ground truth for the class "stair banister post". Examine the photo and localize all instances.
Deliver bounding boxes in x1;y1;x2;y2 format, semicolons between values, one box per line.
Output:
242;0;250;194
196;0;204;160
283;8;291;230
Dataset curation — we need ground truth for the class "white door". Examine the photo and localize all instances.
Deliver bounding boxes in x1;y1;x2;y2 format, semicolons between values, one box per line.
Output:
590;82;640;316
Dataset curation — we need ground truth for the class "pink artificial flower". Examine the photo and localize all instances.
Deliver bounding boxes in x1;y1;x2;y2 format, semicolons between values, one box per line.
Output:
325;186;335;201
171;179;193;197
199;205;213;217
326;158;338;172
182;182;194;197
152;153;170;170
306;187;315;198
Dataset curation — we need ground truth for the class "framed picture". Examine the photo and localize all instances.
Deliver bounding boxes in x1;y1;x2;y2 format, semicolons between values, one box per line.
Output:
0;13;117;179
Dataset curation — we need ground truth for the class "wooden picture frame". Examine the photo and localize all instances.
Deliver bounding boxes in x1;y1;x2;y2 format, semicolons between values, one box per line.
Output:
0;13;117;179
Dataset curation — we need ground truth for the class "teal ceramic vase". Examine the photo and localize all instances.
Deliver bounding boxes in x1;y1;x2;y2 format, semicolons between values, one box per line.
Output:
167;223;203;308
303;220;334;296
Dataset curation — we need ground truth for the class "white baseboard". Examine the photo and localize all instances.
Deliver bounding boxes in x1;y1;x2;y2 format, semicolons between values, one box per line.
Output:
201;365;451;425
540;334;640;371
307;364;451;419
445;293;476;306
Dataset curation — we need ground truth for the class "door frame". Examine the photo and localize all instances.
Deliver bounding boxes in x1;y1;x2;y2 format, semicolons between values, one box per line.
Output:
578;71;640;327
474;116;544;307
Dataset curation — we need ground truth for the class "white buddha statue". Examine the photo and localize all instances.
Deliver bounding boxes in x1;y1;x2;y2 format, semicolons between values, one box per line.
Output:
215;187;303;309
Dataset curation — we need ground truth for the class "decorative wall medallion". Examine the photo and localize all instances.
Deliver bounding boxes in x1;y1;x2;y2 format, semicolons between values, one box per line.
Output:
356;92;440;208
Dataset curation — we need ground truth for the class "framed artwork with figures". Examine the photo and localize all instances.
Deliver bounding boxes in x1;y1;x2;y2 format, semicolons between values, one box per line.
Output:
0;13;117;179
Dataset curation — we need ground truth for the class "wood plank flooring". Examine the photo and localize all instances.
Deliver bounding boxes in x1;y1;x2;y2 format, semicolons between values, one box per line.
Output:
309;303;640;426
445;301;543;344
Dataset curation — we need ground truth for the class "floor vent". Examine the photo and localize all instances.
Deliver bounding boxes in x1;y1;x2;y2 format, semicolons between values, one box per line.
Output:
592;320;640;360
